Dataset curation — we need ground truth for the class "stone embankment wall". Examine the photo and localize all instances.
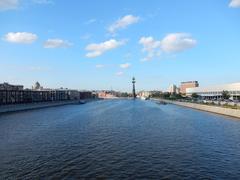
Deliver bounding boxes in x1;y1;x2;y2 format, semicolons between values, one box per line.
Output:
0;100;79;114
152;98;240;119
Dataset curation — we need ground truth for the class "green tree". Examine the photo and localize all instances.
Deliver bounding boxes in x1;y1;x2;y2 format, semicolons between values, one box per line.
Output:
163;92;171;99
191;93;199;99
222;90;230;100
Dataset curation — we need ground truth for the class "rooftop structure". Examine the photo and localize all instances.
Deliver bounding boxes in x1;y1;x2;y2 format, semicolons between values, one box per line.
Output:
32;82;43;90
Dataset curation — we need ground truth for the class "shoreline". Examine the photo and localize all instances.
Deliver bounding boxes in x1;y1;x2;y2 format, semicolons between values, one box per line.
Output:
151;98;240;119
0;100;95;115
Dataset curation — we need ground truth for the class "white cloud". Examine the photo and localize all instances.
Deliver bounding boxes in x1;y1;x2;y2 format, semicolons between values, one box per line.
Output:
139;33;197;61
139;36;161;52
229;0;240;7
0;0;19;11
139;36;161;61
120;63;131;69
116;71;123;76
161;33;197;53
3;32;38;44
108;14;140;34
44;39;72;48
96;64;105;68
85;39;126;58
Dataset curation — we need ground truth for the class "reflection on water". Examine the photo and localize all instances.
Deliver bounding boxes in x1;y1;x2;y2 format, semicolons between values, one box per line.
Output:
0;100;240;179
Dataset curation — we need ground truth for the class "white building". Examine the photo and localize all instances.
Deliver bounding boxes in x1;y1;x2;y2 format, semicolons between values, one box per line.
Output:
186;82;240;100
138;91;152;98
168;84;179;94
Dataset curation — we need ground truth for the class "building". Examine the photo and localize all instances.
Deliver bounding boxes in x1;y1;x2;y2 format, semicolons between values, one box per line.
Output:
67;90;80;100
180;81;199;94
168;84;177;94
0;82;23;91
32;81;43;90
176;87;180;94
79;91;93;99
138;91;152;98
98;91;116;99
0;82;80;105
186;82;240;100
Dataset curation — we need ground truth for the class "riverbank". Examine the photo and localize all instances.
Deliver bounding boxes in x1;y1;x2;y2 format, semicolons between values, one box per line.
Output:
0;100;88;114
151;98;240;119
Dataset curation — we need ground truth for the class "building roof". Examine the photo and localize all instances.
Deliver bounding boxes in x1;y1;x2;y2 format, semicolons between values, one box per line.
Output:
181;81;198;84
186;83;240;93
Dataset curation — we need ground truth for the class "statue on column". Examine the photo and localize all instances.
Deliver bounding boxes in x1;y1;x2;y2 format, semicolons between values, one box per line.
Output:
132;77;136;99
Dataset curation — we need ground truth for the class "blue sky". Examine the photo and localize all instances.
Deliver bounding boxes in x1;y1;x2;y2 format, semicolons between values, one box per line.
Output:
0;0;240;92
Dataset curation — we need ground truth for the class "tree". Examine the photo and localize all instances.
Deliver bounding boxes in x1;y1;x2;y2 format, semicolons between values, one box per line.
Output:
222;90;230;100
191;93;199;99
163;92;171;99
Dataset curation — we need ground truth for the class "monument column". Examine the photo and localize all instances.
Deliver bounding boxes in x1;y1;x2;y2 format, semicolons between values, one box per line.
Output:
132;77;136;99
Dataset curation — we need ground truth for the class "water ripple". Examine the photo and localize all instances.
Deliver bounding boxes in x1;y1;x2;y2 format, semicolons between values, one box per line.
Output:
0;100;240;179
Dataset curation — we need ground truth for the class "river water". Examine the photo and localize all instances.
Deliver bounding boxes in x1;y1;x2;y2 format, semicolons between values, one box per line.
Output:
0;100;240;179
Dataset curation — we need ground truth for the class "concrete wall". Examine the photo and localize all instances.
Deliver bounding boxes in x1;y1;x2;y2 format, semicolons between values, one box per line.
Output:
152;98;240;119
0;100;79;114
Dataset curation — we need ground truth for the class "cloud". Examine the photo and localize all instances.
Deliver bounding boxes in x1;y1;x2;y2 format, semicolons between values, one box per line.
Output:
229;0;240;7
85;39;126;58
108;15;140;34
0;0;19;11
96;64;105;68
161;33;197;52
139;36;161;61
116;71;123;76
120;63;131;69
3;32;38;44
44;39;72;48
139;33;197;61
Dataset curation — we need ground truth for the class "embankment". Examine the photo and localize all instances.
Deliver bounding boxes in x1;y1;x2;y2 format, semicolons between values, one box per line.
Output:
152;98;240;119
0;100;80;114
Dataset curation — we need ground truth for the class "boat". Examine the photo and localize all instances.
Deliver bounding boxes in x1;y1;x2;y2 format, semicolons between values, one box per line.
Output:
78;100;86;104
156;101;167;105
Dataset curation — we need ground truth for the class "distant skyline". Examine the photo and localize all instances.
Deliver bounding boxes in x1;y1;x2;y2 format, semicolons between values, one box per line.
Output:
0;0;240;92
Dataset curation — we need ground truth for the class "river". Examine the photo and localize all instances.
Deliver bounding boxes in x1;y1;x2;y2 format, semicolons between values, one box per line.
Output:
0;100;240;179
